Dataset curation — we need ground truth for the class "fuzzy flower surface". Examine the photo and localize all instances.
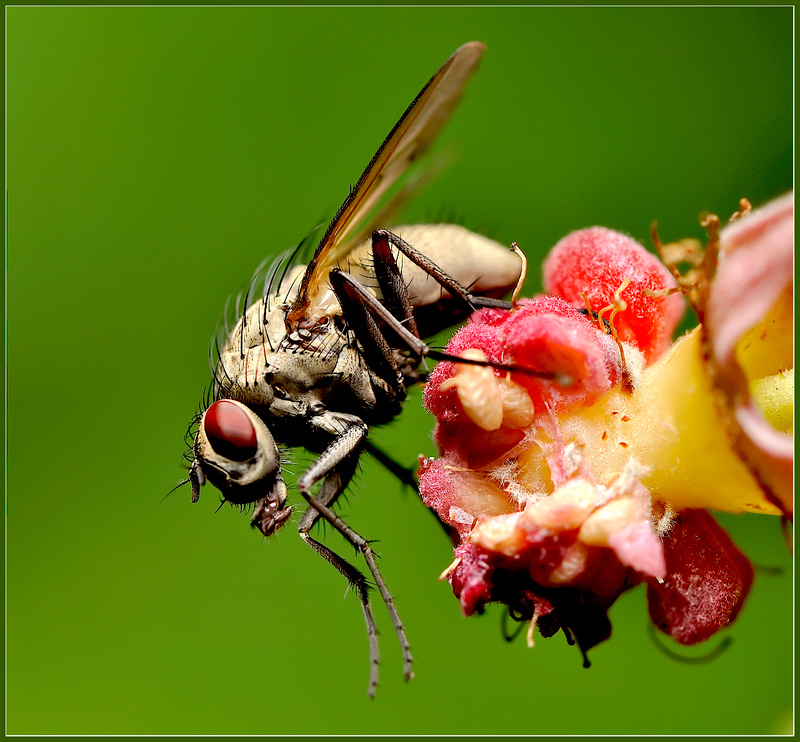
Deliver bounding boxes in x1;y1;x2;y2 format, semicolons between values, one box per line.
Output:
419;194;793;662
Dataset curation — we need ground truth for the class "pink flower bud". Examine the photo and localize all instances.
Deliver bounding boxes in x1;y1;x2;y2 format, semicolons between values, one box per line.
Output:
543;226;684;361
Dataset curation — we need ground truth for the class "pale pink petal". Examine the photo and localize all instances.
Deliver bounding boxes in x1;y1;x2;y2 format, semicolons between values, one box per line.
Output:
608;523;666;579
708;191;793;369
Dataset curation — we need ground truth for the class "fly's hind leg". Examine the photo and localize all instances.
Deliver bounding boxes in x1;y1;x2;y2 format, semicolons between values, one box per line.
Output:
372;228;516;314
298;413;414;696
330;266;558;381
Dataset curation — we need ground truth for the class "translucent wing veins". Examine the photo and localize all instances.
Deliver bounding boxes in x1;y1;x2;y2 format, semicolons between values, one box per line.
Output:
286;41;487;329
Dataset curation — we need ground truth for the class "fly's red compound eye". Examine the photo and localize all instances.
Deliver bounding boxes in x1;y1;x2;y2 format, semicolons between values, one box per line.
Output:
204;401;258;461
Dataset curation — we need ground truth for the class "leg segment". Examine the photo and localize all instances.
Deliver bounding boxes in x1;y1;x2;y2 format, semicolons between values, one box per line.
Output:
364;440;418;492
331;267;559;381
300;487;414;688
370;231;421;341
297;414;413;696
328;269;405;394
297;468;382;697
334;228;561;383
372;229;515;313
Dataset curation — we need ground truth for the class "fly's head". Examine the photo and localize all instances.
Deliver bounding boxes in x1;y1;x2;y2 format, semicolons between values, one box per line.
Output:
190;399;292;537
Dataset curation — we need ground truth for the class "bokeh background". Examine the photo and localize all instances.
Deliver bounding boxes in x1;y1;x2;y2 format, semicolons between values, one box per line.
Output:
7;6;793;735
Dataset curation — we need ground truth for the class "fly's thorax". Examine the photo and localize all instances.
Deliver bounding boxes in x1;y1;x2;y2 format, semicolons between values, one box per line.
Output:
215;300;332;401
268;335;379;413
216;297;378;414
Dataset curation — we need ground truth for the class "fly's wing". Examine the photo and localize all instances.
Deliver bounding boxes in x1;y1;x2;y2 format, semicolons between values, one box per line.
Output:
286;41;487;328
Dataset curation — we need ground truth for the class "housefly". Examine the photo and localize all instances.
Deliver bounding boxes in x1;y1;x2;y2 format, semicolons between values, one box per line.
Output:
184;42;553;696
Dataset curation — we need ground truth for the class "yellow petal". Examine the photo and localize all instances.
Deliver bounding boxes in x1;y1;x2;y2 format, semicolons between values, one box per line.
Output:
554;327;783;514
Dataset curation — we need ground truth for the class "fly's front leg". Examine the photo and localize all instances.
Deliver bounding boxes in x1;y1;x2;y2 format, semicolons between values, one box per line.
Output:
297;466;382;698
300;489;415;691
298;413;414;694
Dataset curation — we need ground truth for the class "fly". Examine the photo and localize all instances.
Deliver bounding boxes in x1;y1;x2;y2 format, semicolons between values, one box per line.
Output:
183;42;556;696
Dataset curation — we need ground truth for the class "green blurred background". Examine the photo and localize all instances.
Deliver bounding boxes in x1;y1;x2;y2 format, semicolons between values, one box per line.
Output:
7;6;793;735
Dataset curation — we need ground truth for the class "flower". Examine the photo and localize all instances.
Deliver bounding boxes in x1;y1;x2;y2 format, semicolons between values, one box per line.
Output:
419;194;793;663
